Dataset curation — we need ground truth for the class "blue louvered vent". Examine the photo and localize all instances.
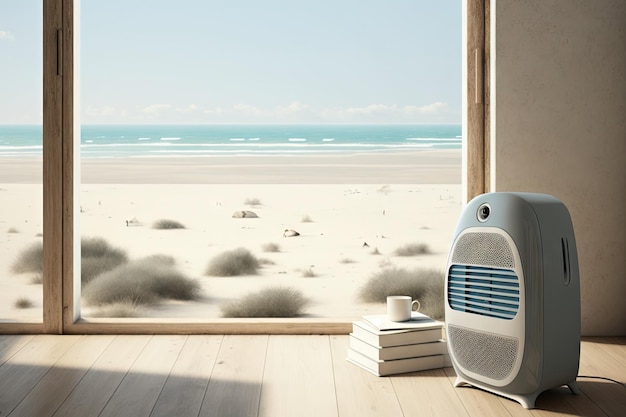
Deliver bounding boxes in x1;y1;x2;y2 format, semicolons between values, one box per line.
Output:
448;264;520;320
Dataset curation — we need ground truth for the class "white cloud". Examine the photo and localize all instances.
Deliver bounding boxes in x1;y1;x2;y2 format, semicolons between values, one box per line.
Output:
404;101;449;114
175;104;199;113
0;30;15;41
81;100;458;124
232;103;264;117
319;102;453;123
85;105;117;117
143;103;172;114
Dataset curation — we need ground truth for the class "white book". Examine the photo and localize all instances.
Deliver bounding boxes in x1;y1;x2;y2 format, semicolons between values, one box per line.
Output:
347;348;444;376
352;320;443;348
349;334;448;361
362;313;443;331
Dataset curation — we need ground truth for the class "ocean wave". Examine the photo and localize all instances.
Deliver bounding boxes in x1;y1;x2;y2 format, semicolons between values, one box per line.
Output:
405;137;461;142
0;145;43;150
160;137;181;141
288;138;307;142
78;142;441;149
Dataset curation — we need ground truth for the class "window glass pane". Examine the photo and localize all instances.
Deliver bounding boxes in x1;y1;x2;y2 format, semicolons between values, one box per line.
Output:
80;1;461;321
0;1;43;323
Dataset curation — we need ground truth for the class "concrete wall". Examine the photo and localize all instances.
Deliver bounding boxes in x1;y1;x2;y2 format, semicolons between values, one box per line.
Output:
491;0;626;335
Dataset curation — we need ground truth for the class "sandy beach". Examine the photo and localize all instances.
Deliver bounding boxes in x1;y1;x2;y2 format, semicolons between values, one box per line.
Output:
1;150;461;322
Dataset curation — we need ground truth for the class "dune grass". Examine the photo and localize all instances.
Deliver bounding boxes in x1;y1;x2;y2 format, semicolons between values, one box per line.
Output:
11;241;43;274
138;254;177;266
12;237;128;284
244;197;262;206
301;214;313;223
7;227;19;233
83;257;200;307
81;237;129;284
301;266;316;277
394;242;431;256
261;242;281;253
30;273;43;284
205;247;260;276
358;267;445;319
13;297;34;309
89;301;145;318
152;219;186;229
220;286;310;318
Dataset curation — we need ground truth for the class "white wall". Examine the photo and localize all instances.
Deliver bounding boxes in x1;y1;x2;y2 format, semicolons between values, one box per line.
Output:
491;0;626;335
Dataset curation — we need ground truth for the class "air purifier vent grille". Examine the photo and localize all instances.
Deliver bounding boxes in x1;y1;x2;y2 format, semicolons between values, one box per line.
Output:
451;232;515;268
447;264;520;320
448;324;518;381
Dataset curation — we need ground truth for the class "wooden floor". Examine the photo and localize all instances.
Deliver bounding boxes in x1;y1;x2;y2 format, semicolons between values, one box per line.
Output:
0;335;624;417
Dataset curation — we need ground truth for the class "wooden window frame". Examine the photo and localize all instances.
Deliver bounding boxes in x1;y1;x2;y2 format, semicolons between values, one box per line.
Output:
0;0;487;335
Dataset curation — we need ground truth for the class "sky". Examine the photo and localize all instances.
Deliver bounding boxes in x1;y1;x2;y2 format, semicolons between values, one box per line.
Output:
0;1;461;125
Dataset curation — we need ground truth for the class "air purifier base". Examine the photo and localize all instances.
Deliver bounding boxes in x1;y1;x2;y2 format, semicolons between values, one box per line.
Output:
453;376;580;409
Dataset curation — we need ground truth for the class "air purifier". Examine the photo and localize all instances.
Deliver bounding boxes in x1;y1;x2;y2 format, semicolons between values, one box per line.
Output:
445;192;580;409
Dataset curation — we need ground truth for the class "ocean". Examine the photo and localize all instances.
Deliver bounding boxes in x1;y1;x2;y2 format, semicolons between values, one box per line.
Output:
0;124;461;159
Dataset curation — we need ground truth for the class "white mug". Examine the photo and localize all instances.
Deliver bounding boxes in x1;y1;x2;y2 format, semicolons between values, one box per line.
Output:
387;295;421;322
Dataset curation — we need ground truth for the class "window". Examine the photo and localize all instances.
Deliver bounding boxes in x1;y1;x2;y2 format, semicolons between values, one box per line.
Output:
0;1;43;328
1;0;486;334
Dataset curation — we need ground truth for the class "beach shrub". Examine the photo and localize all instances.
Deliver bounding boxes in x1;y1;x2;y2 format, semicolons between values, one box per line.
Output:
205;248;260;276
301;215;313;223
220;286;310;318
81;237;129;284
301;266;316;277
11;241;43;274
7;227;19;233
339;258;355;264
261;242;281;253
394;242;431;256
358;267;445;319
13;297;34;309
83;257;200;306
244;197;262;206
90;301;145;318
30;273;43;285
138;254;177;266
152;219;186;229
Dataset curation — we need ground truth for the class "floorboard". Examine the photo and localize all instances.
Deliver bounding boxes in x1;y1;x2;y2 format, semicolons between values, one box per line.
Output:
198;335;268;417
329;335;404;417
392;367;472;417
0;335;80;416
8;335;115;417
151;335;223;417
0;335;35;366
0;335;622;417
51;335;150;417
259;335;338;417
97;335;187;417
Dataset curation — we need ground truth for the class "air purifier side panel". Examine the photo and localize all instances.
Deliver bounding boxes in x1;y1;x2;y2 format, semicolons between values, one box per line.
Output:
531;198;581;391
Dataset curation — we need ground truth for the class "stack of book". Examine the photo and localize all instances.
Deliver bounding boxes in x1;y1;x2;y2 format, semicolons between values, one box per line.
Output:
347;312;450;376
